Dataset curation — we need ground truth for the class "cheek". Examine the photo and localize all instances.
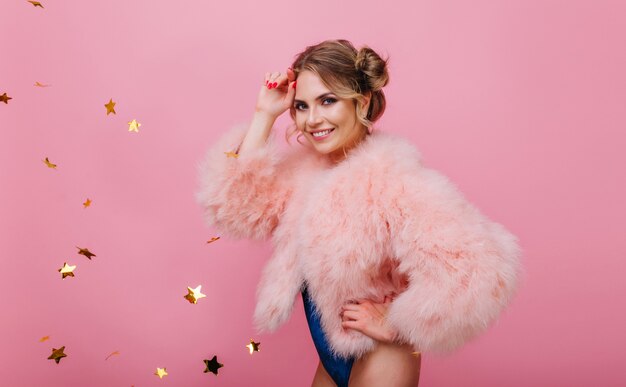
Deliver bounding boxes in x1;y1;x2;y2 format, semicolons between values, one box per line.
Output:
329;105;354;126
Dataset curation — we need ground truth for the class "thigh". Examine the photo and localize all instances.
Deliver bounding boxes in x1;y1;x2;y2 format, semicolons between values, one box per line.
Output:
312;360;337;387
348;343;421;387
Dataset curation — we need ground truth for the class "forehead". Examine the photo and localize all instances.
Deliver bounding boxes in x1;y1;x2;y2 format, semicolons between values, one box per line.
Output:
295;71;332;100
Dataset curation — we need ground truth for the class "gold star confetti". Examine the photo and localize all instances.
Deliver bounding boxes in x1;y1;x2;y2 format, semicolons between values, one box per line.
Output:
28;1;44;8
58;262;76;279
83;198;92;208
246;339;260;355
104;98;116;115
48;346;67;364
39;335;50;342
224;150;239;158
34;81;51;87
1;93;12;104
184;285;206;304
203;356;223;375
76;246;96;260
206;236;220;244
105;350;120;360
154;367;168;379
128;119;141;132
43;157;57;169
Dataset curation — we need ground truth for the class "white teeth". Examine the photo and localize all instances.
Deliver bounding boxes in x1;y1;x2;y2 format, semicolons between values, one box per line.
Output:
312;129;333;137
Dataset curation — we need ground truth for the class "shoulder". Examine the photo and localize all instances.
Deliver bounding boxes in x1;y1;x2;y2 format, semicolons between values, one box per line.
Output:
348;129;424;180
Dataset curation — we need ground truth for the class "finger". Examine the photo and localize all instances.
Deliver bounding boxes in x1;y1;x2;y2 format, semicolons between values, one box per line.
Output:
287;67;295;82
341;310;360;321
342;320;362;332
275;72;290;89
342;303;362;312
286;79;296;100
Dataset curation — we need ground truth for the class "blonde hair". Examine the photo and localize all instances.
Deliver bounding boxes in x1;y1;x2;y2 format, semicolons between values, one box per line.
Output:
285;39;390;146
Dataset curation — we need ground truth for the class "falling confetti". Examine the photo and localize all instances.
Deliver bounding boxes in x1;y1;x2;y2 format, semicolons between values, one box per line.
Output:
43;157;57;169
105;350;120;360
34;81;51;87
154;367;168;379
246;339;260;355
1;93;12;104
48;346;67;364
206;236;220;244
128;119;141;132
58;262;76;279
184;285;206;304
83;198;92;208
27;1;44;8
39;336;50;342
76;246;96;260
224;151;239;158
104;99;116;115
203;356;223;375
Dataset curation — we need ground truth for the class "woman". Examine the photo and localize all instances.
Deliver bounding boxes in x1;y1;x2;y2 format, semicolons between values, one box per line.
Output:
196;39;521;386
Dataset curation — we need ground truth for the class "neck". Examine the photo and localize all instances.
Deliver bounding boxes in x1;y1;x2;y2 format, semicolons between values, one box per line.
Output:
328;128;369;164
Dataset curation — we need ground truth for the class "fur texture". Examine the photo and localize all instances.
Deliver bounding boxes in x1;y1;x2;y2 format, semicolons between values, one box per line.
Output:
196;122;522;359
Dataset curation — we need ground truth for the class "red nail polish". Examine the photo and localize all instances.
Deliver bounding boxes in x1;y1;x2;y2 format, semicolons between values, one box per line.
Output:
293;81;297;88
273;82;277;87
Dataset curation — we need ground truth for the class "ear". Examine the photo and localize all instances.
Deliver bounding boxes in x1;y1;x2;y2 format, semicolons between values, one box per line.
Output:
362;91;372;112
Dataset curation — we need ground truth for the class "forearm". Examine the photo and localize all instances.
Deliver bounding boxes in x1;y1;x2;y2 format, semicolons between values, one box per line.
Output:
237;111;276;155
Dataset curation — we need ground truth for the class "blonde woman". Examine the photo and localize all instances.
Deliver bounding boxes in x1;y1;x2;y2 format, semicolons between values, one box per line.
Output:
196;39;521;386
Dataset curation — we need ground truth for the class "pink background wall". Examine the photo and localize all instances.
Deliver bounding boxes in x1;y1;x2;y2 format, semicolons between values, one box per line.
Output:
1;0;625;386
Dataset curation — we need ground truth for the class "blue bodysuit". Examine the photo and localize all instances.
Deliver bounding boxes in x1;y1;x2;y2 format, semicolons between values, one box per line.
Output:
302;284;355;387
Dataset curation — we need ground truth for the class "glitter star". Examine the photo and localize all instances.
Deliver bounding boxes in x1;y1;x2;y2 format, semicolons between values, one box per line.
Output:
39;335;50;342
206;236;220;244
104;99;116;115
224;151;239;158
28;1;44;8
58;262;76;279
1;93;13;104
76;246;96;260
184;285;206;304
128;119;141;132
203;356;223;375
154;367;168;379
83;198;92;208
43;157;57;169
48;346;67;364
246;339;260;355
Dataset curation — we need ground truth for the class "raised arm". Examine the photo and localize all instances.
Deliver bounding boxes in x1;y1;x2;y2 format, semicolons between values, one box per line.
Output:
195;69;298;241
384;167;522;353
195;113;294;240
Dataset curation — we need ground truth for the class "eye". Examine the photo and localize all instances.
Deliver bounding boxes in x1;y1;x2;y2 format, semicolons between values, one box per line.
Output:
294;97;336;111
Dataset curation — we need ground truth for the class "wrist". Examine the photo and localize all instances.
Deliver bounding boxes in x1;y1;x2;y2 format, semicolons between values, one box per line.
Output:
252;110;277;124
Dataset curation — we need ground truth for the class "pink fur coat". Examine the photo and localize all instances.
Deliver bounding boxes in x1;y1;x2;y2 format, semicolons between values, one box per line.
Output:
195;122;521;359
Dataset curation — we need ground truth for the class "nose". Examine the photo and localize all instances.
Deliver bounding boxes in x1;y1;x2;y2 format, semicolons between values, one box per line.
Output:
306;106;323;127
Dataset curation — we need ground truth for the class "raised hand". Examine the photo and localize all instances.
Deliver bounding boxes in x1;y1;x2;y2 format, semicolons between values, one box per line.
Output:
254;67;297;120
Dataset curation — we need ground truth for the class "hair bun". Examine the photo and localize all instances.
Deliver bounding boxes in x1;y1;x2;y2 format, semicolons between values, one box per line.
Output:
355;46;390;92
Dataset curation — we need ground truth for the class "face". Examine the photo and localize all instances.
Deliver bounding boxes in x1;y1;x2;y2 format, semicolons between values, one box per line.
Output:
293;70;370;163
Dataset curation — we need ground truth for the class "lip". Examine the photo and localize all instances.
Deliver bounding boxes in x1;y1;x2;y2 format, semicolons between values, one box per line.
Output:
309;128;335;141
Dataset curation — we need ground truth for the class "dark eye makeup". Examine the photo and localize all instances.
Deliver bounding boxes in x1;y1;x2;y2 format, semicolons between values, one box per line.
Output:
294;97;336;111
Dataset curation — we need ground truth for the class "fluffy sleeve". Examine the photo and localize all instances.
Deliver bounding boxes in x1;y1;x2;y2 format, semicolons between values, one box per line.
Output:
384;166;522;353
195;122;294;241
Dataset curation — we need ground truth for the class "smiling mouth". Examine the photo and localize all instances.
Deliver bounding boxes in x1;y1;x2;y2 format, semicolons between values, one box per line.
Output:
310;128;335;137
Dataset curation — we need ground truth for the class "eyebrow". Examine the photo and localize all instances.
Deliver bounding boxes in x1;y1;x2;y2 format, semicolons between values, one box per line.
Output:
293;93;335;104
